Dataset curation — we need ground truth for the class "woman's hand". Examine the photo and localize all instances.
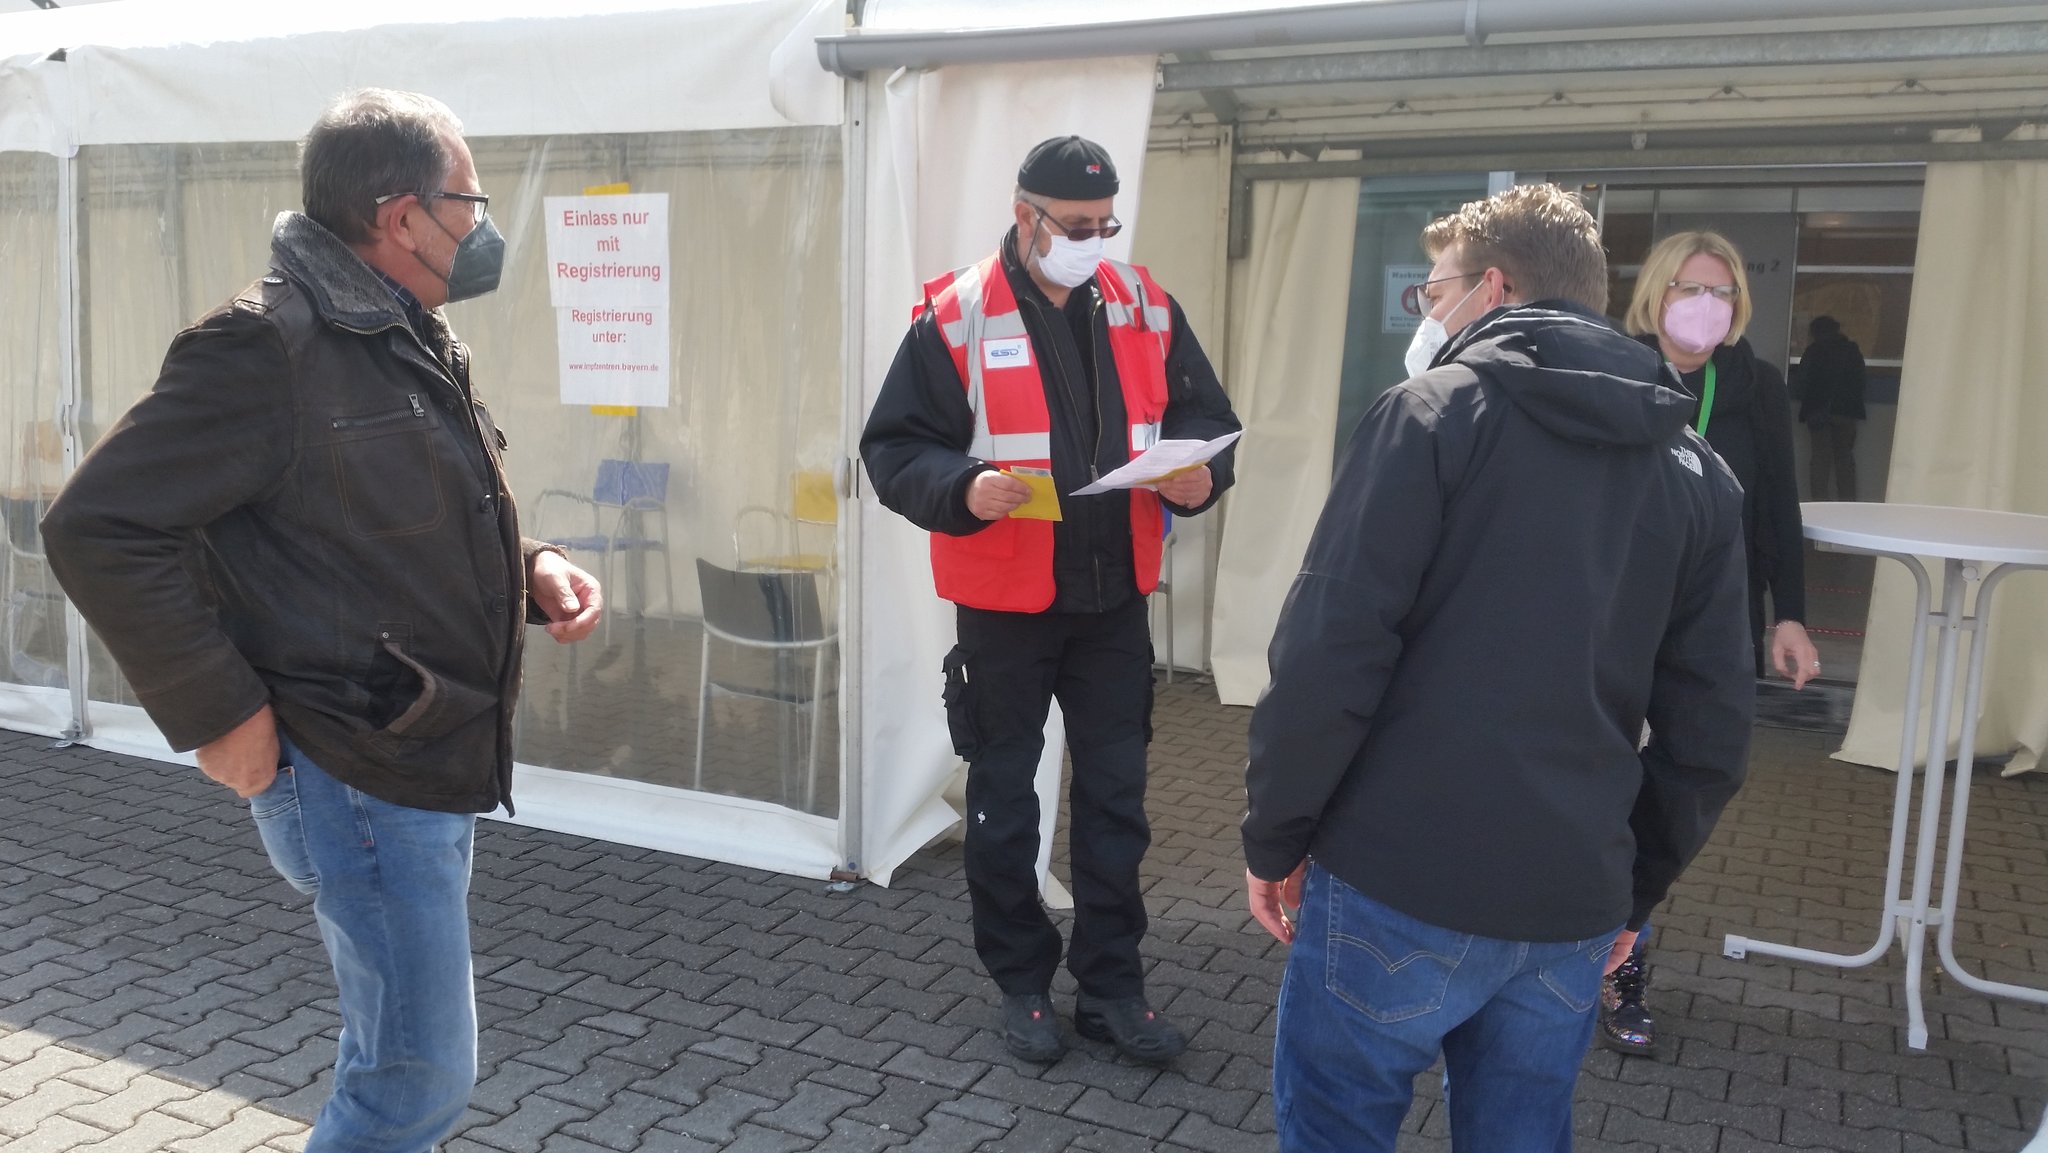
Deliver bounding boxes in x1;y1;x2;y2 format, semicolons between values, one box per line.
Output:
1771;620;1821;689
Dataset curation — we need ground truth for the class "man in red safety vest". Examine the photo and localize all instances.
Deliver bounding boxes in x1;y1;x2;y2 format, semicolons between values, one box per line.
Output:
862;136;1240;1064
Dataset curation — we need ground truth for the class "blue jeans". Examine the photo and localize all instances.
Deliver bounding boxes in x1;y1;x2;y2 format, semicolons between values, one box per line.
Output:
1273;865;1619;1153
251;738;478;1153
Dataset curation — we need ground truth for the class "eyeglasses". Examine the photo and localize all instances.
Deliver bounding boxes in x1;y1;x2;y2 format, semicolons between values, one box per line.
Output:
374;190;491;226
1031;204;1122;242
1666;280;1740;302
1400;271;1481;316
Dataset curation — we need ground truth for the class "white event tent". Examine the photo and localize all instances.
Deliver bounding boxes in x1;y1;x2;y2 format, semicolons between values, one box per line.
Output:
3;0;2046;895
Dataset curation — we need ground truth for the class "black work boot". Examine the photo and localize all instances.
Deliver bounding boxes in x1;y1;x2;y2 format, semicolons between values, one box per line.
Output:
1075;994;1187;1064
1598;942;1656;1055
1001;992;1064;1063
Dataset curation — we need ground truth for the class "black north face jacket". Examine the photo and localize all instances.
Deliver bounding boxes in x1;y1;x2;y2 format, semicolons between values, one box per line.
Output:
1244;303;1754;940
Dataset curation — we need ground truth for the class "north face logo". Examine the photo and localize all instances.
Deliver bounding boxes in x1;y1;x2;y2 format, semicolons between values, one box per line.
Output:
1671;446;1703;476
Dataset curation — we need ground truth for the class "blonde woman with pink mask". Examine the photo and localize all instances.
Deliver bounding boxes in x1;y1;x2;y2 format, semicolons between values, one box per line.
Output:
1604;230;1820;1057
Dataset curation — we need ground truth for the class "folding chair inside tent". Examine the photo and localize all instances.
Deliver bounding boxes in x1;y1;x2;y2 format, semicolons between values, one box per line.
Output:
693;558;836;812
533;459;675;642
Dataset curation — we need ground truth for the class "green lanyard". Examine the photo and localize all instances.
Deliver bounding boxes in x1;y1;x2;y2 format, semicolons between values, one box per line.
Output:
1691;360;1717;438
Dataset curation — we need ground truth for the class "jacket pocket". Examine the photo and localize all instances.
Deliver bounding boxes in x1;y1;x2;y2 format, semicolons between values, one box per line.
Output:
362;624;496;747
330;397;446;539
949;517;1019;558
940;645;980;760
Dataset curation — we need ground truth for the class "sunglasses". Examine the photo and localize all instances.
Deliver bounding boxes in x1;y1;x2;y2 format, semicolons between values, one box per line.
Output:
1032;204;1122;242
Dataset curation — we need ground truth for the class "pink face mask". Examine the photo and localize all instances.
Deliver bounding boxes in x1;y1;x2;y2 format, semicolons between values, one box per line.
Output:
1662;293;1734;354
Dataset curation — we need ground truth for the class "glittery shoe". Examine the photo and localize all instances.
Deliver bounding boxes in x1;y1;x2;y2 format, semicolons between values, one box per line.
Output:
1597;944;1656;1055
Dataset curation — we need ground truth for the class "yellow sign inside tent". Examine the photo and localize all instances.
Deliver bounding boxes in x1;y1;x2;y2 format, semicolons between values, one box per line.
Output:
584;182;637;414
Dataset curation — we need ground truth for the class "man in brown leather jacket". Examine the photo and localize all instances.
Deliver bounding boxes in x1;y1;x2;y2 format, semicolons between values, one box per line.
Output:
42;89;602;1153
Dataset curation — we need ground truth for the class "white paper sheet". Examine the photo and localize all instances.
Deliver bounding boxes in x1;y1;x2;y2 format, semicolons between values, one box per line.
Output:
1071;431;1241;495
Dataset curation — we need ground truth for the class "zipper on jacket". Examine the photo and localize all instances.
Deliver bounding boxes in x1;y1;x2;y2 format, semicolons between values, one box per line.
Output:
330;393;426;430
1028;296;1090;467
1088;293;1108;481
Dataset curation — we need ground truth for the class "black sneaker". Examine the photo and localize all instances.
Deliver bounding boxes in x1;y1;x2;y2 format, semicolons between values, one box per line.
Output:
1075;994;1187;1064
1597;944;1656;1055
1001;992;1065;1063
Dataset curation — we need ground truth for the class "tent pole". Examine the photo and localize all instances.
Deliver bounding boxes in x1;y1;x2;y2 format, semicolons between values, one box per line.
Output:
834;71;868;884
55;146;90;744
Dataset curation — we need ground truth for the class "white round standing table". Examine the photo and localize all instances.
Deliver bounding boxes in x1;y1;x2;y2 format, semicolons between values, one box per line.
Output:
1723;502;2048;1049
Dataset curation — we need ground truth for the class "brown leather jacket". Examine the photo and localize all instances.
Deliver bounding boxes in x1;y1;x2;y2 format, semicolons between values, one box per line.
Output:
43;212;548;814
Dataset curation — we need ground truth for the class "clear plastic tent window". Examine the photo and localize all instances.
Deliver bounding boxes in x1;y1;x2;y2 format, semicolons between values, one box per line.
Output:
0;153;71;733
62;129;844;816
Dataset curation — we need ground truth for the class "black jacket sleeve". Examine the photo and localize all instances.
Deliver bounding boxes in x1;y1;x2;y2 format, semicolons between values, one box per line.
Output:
1242;384;1461;880
41;308;295;751
1630;472;1755;928
1751;358;1807;623
859;311;993;537
1158;298;1241;517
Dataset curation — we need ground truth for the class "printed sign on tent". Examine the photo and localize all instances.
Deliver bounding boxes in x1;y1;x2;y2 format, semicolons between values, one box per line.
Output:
555;305;670;408
544;191;672;406
544;193;670;307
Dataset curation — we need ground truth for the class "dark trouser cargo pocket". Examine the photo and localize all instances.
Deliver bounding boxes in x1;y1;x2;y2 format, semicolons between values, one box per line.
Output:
941;645;980;760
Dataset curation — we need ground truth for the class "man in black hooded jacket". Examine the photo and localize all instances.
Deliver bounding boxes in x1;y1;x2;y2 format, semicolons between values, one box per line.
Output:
1242;185;1753;1152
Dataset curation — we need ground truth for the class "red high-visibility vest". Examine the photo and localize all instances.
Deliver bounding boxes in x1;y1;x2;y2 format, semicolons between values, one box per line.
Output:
919;252;1172;613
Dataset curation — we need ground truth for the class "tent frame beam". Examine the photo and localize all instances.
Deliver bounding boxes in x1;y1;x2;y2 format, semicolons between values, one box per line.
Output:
1237;137;2048;181
1172;50;1243;125
1158;22;2048;93
821;0;1984;77
1226;137;2048;257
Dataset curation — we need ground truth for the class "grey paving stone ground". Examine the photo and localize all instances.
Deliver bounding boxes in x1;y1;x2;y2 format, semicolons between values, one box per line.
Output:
1;677;2045;1151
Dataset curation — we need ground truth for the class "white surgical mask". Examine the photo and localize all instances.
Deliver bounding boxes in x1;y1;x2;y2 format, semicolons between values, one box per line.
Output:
1403;278;1485;378
1032;224;1104;289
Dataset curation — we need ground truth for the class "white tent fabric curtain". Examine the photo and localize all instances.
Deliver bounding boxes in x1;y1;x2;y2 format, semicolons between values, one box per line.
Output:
1837;125;2048;776
856;56;1158;886
1208;175;1359;706
1131;139;1234;673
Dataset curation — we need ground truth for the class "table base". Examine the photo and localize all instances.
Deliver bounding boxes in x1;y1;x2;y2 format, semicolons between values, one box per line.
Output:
1723;555;2048;1050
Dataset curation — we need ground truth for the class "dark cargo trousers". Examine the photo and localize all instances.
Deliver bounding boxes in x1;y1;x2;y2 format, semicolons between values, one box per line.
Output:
944;598;1154;999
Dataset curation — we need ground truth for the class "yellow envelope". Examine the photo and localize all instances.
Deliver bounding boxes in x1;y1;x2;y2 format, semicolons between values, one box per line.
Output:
1002;467;1063;521
1135;461;1204;487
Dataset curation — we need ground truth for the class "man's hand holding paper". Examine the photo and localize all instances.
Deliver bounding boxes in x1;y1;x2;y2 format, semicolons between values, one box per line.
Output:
1071;431;1242;496
1155;466;1213;508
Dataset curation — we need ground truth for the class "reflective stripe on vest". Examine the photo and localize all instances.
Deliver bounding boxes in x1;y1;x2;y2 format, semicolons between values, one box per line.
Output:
920;251;1173;612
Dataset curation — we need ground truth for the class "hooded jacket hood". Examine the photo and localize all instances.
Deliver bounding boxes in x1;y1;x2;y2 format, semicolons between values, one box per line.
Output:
1436;301;1692;448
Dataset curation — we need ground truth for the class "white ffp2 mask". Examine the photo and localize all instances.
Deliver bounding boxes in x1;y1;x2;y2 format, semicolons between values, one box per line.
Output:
1403;278;1485;377
1404;316;1448;378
